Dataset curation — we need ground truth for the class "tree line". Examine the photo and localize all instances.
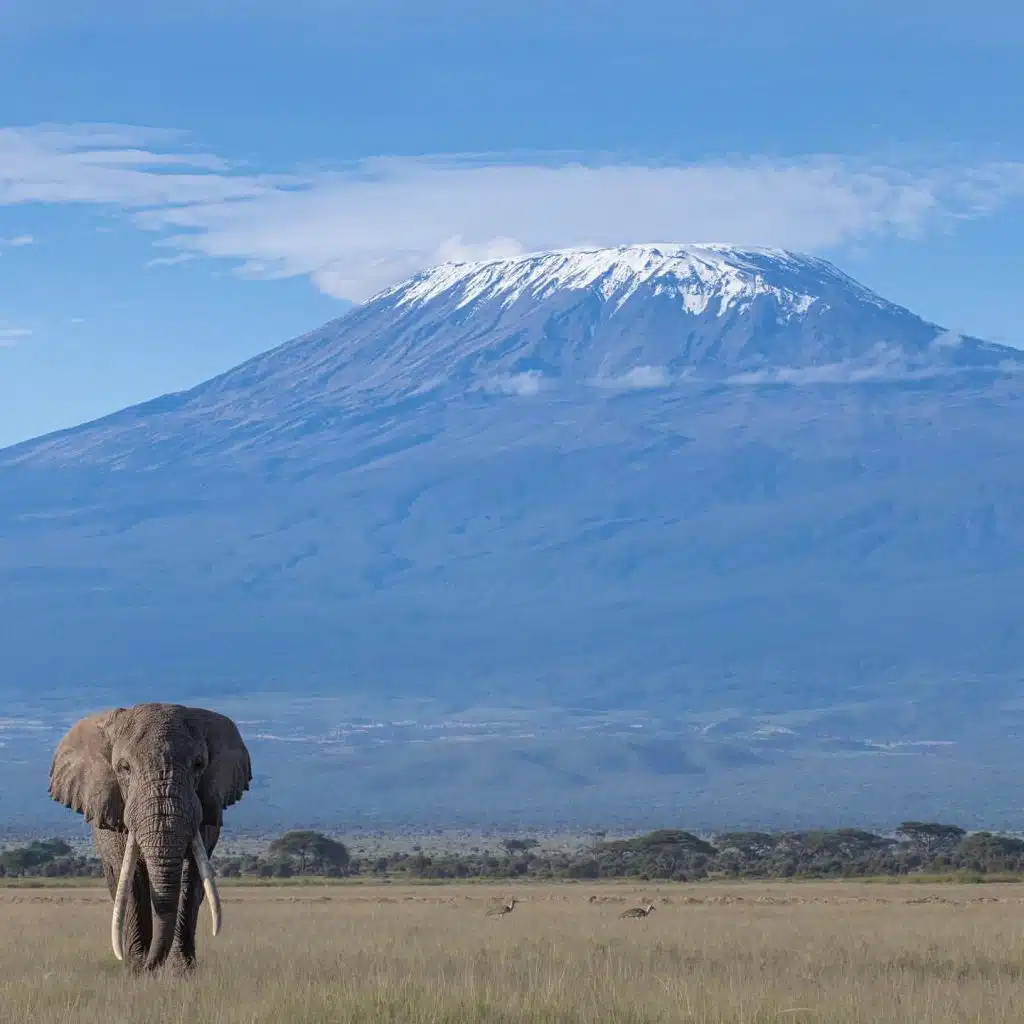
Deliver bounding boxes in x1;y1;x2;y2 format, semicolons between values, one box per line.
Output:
5;823;1024;881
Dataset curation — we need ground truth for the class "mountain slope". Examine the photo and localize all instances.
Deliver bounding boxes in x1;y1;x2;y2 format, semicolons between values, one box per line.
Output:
3;244;1017;471
3;244;1024;826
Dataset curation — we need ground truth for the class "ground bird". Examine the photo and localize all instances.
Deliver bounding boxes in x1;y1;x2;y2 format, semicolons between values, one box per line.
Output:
487;897;518;916
620;903;656;918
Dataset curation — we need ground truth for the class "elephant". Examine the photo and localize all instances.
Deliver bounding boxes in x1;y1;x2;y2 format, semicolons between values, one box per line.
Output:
48;702;252;972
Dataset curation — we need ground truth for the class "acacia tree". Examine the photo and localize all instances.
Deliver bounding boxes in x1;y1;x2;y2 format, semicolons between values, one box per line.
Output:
268;831;350;874
501;838;539;855
897;822;966;858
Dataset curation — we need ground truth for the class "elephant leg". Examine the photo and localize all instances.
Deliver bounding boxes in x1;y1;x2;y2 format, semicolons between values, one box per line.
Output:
170;824;220;970
94;827;153;972
170;862;201;970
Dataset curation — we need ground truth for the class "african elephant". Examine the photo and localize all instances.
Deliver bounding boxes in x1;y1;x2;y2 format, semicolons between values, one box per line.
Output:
48;702;251;972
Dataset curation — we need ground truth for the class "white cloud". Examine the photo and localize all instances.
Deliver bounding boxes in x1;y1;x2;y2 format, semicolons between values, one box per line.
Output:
930;330;963;350
0;124;281;207
0;324;32;346
483;371;549;396
592;365;672;391
137;158;960;301
146;252;197;267
729;343;907;385
0;233;34;248
727;341;1024;386
3;124;1024;302
435;234;525;265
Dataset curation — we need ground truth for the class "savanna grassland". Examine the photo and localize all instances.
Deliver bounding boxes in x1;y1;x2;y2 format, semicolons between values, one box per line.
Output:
3;881;1024;1023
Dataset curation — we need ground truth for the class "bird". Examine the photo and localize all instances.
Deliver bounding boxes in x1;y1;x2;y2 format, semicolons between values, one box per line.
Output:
486;897;518;916
620;902;656;918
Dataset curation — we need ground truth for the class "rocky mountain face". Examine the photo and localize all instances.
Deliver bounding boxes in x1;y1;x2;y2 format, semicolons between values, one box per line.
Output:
3;244;1024;827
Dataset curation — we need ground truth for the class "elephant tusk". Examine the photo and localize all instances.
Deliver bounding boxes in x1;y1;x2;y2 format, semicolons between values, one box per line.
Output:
111;832;139;962
191;832;222;937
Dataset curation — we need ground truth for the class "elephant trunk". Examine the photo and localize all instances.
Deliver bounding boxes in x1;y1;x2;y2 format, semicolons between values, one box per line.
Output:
131;788;200;970
143;848;185;970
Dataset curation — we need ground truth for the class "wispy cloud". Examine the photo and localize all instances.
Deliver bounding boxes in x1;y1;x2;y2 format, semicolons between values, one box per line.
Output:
727;342;1024;386
3;124;1024;302
146;252;197;268
0;124;280;206
136;157;989;301
0;324;32;346
592;366;672;391
483;371;549;397
0;233;34;248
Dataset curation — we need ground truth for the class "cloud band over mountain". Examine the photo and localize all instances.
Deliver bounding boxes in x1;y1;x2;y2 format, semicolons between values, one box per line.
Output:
3;124;1024;302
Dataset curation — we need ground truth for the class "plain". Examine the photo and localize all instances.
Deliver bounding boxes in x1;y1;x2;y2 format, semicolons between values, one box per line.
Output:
3;880;1024;1023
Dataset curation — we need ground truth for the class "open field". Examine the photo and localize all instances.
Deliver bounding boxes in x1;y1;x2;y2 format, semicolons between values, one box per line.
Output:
3;882;1024;1023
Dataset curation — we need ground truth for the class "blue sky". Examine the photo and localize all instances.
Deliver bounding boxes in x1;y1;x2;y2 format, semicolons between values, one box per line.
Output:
1;0;1023;447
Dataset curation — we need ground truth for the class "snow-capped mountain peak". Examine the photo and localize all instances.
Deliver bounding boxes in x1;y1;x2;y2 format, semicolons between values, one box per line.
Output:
384;243;849;318
2;244;1020;473
332;242;1013;400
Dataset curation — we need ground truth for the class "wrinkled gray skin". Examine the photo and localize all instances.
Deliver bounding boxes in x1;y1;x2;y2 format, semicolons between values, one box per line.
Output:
49;703;251;973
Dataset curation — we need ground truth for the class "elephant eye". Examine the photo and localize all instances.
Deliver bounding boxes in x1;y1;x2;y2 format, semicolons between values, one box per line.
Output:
116;760;130;774
193;757;205;773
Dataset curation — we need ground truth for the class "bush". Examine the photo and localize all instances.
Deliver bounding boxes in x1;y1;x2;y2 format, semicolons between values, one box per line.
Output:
8;821;1024;883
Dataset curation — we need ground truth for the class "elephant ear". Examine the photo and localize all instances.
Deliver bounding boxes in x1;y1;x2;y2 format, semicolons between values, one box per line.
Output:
188;708;252;826
48;710;125;830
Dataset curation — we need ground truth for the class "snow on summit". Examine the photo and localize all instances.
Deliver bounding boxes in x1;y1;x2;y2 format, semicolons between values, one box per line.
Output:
386;243;867;318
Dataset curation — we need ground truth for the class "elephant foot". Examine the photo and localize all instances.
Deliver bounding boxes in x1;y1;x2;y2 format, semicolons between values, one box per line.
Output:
166;952;198;976
124;956;148;976
123;953;196;975
121;946;149;975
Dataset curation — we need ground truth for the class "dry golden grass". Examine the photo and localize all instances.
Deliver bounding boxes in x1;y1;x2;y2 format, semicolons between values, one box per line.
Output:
4;881;1024;1022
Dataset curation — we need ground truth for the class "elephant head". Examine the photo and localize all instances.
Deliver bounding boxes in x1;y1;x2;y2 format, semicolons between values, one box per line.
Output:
49;703;251;970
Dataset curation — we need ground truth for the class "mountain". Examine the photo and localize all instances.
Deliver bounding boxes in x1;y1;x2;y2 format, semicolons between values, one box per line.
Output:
2;244;1016;471
3;243;1024;830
